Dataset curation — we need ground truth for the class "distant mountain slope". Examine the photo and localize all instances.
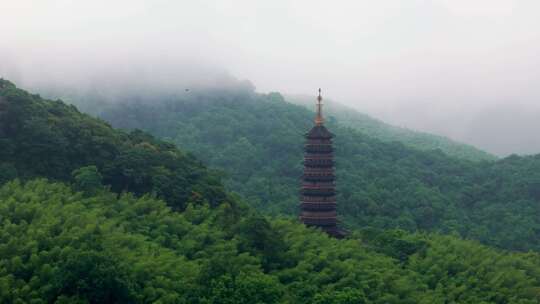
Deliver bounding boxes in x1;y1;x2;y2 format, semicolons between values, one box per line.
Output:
96;90;540;252
0;79;226;209
3;81;539;303
3;179;540;303
287;94;496;162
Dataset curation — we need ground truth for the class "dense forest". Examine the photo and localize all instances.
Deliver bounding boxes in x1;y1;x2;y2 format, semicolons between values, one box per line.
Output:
1;80;540;303
1;180;540;303
0;79;226;210
94;88;540;252
286;94;496;161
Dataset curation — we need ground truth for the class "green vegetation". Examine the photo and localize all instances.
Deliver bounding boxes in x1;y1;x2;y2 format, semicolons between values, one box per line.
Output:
1;179;539;303
98;90;540;251
0;79;226;210
1;80;540;302
287;94;496;161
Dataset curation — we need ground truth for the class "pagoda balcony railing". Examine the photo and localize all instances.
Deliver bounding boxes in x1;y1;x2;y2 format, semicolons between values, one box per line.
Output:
306;139;333;144
301;195;336;202
304;150;334;155
303;171;335;175
302;182;335;188
304;155;333;159
301;210;337;217
303;172;335;177
303;159;334;167
303;175;335;182
304;168;335;173
301;188;336;196
304;153;334;159
305;143;333;148
303;164;334;169
304;147;334;153
305;150;333;154
301;186;335;191
303;171;335;176
300;216;337;227
301;202;336;211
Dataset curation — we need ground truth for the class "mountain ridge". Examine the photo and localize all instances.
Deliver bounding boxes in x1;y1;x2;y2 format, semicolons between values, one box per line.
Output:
94;89;540;252
0;78;227;209
286;94;496;162
3;80;539;252
1;79;539;303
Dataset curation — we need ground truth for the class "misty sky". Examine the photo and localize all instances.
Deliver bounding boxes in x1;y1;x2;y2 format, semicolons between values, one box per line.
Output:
2;0;540;156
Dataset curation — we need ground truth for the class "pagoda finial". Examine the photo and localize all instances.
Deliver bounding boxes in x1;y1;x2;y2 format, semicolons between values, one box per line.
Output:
315;88;324;125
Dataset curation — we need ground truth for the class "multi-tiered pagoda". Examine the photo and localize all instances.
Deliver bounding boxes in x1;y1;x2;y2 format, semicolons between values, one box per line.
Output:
300;89;344;238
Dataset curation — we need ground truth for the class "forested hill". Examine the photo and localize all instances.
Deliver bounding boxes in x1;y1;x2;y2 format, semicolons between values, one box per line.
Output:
0;79;227;210
97;89;540;252
1;80;540;303
3;180;540;303
287;94;496;162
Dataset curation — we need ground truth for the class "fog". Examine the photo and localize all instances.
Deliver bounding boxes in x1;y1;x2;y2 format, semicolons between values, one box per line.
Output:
2;0;540;156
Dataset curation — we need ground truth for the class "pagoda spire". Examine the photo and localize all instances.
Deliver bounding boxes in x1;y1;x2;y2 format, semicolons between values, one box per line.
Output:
315;88;324;125
300;89;345;238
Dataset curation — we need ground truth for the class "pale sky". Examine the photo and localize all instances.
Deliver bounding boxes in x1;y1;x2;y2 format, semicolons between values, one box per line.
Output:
2;0;540;155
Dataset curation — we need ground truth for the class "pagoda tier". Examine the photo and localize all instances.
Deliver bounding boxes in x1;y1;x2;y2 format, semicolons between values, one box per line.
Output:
299;90;345;238
300;123;344;238
304;144;333;153
303;158;334;167
301;201;336;211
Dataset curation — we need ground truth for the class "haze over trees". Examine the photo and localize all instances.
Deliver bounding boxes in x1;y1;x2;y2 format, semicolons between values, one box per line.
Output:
286;94;496;162
1;79;540;303
83;85;540;252
0;79;226;210
3;1;540;302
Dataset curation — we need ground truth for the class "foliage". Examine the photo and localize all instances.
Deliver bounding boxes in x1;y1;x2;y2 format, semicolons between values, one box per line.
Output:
0;79;227;210
72;165;103;195
97;89;540;251
1;80;539;302
0;180;539;303
287;94;497;161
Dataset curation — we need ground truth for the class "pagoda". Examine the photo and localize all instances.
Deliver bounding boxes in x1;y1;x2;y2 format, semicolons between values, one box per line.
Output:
300;89;344;238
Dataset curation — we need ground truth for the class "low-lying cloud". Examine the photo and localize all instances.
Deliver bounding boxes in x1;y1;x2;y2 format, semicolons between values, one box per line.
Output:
2;0;540;156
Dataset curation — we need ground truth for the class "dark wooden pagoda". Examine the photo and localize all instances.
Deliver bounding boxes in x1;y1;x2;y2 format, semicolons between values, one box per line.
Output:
300;89;344;238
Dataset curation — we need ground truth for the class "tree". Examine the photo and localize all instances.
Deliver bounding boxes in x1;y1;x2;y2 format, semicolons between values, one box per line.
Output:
72;166;103;195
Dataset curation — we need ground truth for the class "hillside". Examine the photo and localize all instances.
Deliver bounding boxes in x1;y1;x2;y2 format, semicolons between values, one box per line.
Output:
0;79;226;210
2;179;540;303
96;89;540;252
2;81;539;303
287;94;496;162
